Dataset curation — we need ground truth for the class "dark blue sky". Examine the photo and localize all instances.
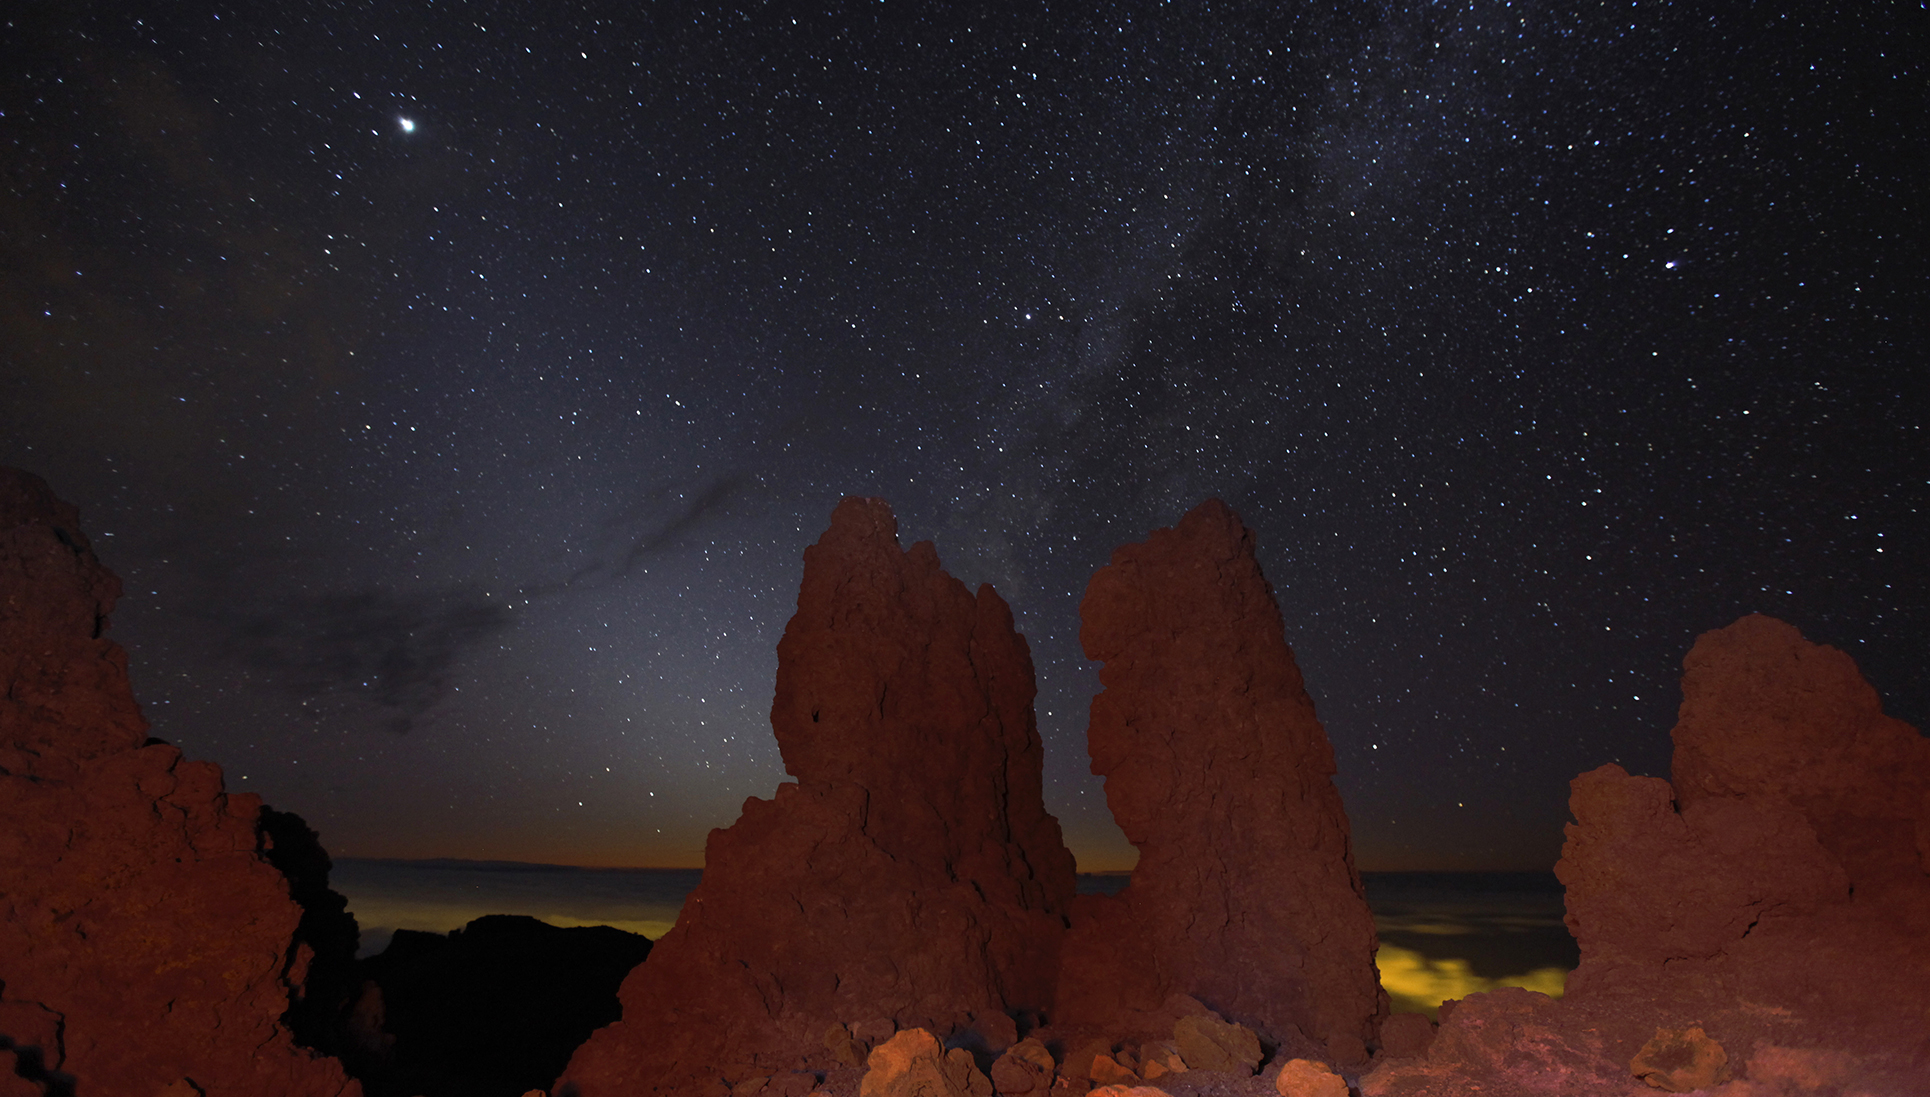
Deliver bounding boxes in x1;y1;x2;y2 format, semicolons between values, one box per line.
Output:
4;0;1922;869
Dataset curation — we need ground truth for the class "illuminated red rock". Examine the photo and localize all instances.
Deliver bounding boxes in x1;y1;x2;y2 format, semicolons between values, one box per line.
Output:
1557;615;1930;1070
1055;500;1384;1066
557;498;1076;1096
1363;615;1930;1094
0;467;359;1096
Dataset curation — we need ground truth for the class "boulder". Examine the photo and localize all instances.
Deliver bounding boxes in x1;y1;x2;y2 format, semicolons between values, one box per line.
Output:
1274;1058;1348;1097
1135;1042;1186;1081
556;499;1076;1095
1172;1012;1262;1076
858;1029;992;1097
1056;500;1384;1064
0;467;359;1096
988;1037;1055;1095
1087;1052;1140;1087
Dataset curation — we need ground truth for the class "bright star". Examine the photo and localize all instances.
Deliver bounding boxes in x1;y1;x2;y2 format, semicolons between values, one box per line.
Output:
399;117;416;133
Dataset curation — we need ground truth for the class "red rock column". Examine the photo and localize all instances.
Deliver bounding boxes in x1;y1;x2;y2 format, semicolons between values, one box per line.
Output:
1055;499;1384;1066
0;467;360;1097
556;498;1076;1097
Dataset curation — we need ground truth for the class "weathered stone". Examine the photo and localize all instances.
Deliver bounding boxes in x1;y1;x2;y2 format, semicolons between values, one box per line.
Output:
1628;1026;1728;1092
858;1029;993;1097
1056;500;1384;1064
1058;1037;1117;1092
1670;614;1930;892
1136;1041;1186;1080
1088;1052;1139;1087
1367;616;1930;1094
557;499;1076;1095
1274;1058;1349;1097
1558;762;1847;979
0;468;359;1096
1172;1012;1263;1076
1556;616;1930;1069
989;1037;1055;1096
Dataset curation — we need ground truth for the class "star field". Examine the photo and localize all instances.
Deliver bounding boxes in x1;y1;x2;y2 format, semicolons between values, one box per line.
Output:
3;1;1922;870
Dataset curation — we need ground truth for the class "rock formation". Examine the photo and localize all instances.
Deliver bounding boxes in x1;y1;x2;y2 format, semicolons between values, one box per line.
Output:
555;498;1077;1096
0;467;360;1096
1558;614;1930;1072
1362;614;1930;1094
1055;500;1384;1066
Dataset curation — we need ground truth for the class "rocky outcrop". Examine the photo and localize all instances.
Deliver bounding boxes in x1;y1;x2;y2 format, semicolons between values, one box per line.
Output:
1055;500;1384;1065
1361;614;1930;1095
556;498;1076;1096
0;467;359;1096
1556;614;1930;1071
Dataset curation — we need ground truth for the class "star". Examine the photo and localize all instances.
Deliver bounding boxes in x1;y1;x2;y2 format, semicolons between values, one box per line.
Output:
399;117;416;133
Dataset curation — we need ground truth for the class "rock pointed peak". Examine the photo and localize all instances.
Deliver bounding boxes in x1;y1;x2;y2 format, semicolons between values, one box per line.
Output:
558;498;1074;1095
1059;499;1382;1066
823;494;900;544
1169;495;1245;543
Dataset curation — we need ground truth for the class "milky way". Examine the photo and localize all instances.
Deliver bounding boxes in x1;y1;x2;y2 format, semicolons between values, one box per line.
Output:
3;1;1921;869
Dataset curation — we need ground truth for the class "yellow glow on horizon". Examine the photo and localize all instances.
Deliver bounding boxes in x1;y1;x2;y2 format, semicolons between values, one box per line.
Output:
1375;945;1567;1018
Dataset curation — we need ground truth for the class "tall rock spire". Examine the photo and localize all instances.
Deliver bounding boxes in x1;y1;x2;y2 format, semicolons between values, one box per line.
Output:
1056;499;1385;1065
557;497;1075;1096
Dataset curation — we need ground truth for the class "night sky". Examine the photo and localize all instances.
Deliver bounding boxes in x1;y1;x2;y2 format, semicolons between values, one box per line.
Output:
4;1;1922;872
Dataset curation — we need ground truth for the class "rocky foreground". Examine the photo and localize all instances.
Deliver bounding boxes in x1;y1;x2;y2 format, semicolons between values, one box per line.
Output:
3;467;1926;1096
0;469;359;1095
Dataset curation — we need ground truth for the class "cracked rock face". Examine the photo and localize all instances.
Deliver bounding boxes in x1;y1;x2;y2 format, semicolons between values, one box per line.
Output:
0;467;359;1097
556;498;1076;1097
1055;499;1385;1067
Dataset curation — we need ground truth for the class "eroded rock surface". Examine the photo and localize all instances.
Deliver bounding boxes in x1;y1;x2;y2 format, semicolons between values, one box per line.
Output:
1056;500;1383;1065
556;498;1076;1096
1560;617;1930;1062
0;467;359;1096
1364;614;1930;1094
